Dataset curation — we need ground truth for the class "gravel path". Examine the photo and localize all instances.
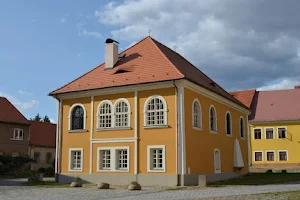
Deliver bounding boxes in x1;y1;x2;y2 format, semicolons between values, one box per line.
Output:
0;179;300;200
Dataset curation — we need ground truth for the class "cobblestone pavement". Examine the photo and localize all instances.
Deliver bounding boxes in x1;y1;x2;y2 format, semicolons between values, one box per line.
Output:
0;179;300;200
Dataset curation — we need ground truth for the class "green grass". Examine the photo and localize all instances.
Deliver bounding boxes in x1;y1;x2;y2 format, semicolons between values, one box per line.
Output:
208;173;300;187
24;180;69;188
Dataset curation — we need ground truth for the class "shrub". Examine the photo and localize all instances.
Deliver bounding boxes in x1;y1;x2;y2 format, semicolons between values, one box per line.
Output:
27;177;38;184
73;177;82;183
266;169;273;174
38;168;46;173
44;167;54;177
0;156;34;174
282;169;287;173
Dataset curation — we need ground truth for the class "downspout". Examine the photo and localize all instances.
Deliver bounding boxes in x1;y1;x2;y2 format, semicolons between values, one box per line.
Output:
173;80;179;185
55;97;62;182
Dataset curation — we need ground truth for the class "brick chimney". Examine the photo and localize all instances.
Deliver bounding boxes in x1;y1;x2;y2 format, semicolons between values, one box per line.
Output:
295;85;300;89
105;38;119;70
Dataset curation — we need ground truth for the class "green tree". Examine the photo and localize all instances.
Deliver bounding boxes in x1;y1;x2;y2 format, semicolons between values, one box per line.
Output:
30;113;42;122
43;115;51;123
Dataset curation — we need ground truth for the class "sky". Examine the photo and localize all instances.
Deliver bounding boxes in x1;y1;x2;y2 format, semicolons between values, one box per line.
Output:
1;0;300;123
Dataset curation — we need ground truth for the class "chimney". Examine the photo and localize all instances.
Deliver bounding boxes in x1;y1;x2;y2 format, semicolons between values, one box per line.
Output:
295;85;300;89
105;38;119;70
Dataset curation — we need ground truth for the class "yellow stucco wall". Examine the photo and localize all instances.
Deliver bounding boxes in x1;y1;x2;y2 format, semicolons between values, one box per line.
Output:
250;122;300;166
184;88;249;174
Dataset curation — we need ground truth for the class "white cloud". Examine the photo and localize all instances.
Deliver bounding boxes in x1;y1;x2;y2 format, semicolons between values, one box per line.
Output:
0;92;39;110
59;17;66;23
18;90;32;96
78;29;102;39
50;118;56;123
257;78;300;91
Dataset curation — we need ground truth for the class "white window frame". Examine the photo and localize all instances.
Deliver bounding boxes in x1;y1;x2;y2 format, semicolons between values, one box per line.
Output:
239;117;245;139
97;100;114;130
147;145;166;172
11;128;24;140
143;95;168;128
265;127;274;139
68;103;87;131
278;150;288;161
209;105;218;133
266;150;275;161
253;128;263;140
97;146;130;172
68;148;83;172
192;98;202;130
225;111;232;136
114;98;131;128
277;126;287;139
214;148;221;174
253;151;263;161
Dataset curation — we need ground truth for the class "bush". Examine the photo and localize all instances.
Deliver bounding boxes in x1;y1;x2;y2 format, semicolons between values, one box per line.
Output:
0;156;34;174
38;168;46;173
282;169;287;173
73;177;82;183
44;167;54;177
15;170;36;178
27;177;38;184
266;169;273;174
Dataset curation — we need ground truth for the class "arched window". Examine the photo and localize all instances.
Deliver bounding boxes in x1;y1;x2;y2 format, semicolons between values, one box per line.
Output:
144;95;167;126
114;99;130;128
69;104;86;130
98;100;113;128
209;106;217;132
192;99;202;128
214;149;221;173
240;117;245;138
225;111;232;135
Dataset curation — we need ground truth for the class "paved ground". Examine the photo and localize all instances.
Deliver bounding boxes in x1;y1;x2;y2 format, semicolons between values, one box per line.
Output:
0;179;300;200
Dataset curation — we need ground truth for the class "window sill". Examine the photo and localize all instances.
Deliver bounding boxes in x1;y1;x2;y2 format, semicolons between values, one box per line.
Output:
97;169;129;172
226;134;233;137
240;137;246;140
68;129;87;133
147;169;166;173
192;127;203;131
209;130;218;134
96;127;131;132
143;125;168;129
214;170;221;174
68;169;83;172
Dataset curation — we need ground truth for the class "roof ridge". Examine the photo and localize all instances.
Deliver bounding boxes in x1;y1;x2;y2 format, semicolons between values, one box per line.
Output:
0;97;29;124
230;89;257;93
49;36;152;95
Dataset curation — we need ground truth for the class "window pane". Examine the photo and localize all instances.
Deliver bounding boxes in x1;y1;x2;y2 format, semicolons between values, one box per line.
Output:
266;128;273;139
71;106;84;130
267;152;274;161
146;97;165;126
254;129;262;139
255;152;262;161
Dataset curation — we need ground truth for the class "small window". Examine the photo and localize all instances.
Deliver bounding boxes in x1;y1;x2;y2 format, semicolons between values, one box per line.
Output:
98;101;113;128
12;129;24;140
12;152;19;157
117;150;128;170
214;149;221;173
254;129;262;139
70;105;85;130
278;127;287;139
266;151;275;161
46;152;52;164
115;100;130;128
254;152;263;161
240;117;245;138
225;112;232;135
192;99;202;128
34;152;40;163
265;128;274;139
148;146;165;172
144;96;167;127
279;151;287;161
209;106;217;132
69;149;83;171
99;150;111;170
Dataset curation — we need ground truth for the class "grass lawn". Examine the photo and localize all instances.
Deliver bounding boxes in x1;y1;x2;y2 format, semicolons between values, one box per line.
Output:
24;180;70;188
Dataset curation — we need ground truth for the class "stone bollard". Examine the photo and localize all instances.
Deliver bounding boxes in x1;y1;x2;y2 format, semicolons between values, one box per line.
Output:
198;175;207;187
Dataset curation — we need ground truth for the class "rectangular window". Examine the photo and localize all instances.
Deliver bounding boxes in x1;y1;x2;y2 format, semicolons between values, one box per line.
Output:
11;129;24;140
254;151;263;161
266;151;275;161
34;152;40;163
97;147;130;172
254;129;262;139
69;149;83;171
265;128;274;139
278;127;287;139
99;150;111;170
279;151;288;161
117;150;128;170
46;152;52;164
148;145;165;172
12;152;19;157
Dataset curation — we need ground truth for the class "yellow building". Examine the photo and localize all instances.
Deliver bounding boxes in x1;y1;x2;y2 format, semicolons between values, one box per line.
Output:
50;37;250;186
230;88;300;171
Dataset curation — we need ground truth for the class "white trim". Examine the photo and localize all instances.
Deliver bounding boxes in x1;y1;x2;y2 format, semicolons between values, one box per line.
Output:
265;150;276;161
253;151;263;162
114;98;131;128
192;98;202;130
89;96;94;174
68;103;87;131
134;90;138;174
253;128;263;140
91;138;136;143
247;117;251;167
96;100;114;129
11;128;24;140
143;95;168;127
147;145;166;173
225;111;232;136
264;127;274;139
178;85;186;186
277;126;288;139
239;116;245;139
214;148;221;174
68;148;84;172
209;105;218;133
278;150;288;161
96;146;130;172
55;100;59;174
58;100;62;174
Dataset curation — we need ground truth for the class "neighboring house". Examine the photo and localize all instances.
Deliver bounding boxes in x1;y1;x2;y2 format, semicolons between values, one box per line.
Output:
50;37;251;186
230;86;300;171
29;121;56;170
0;97;30;157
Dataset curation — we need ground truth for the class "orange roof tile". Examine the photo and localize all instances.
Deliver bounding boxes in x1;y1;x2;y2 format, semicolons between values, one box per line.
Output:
229;89;256;108
29;121;56;148
0;97;29;124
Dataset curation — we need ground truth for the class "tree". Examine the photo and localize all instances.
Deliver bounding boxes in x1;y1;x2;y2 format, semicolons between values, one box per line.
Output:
43;115;51;123
30;113;42;122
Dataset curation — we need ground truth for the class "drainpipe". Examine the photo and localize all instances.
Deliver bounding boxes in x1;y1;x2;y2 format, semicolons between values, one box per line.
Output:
173;81;179;185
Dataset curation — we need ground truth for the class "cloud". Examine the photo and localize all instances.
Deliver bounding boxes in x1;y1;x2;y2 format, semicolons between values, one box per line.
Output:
50;118;56;123
18;90;32;96
258;78;300;91
59;17;66;23
0;92;39;110
79;29;102;39
95;0;300;90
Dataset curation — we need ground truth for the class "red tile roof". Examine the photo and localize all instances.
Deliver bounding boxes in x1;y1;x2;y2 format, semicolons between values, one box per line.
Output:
229;89;256;108
29;121;56;148
0;97;29;124
49;36;247;109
